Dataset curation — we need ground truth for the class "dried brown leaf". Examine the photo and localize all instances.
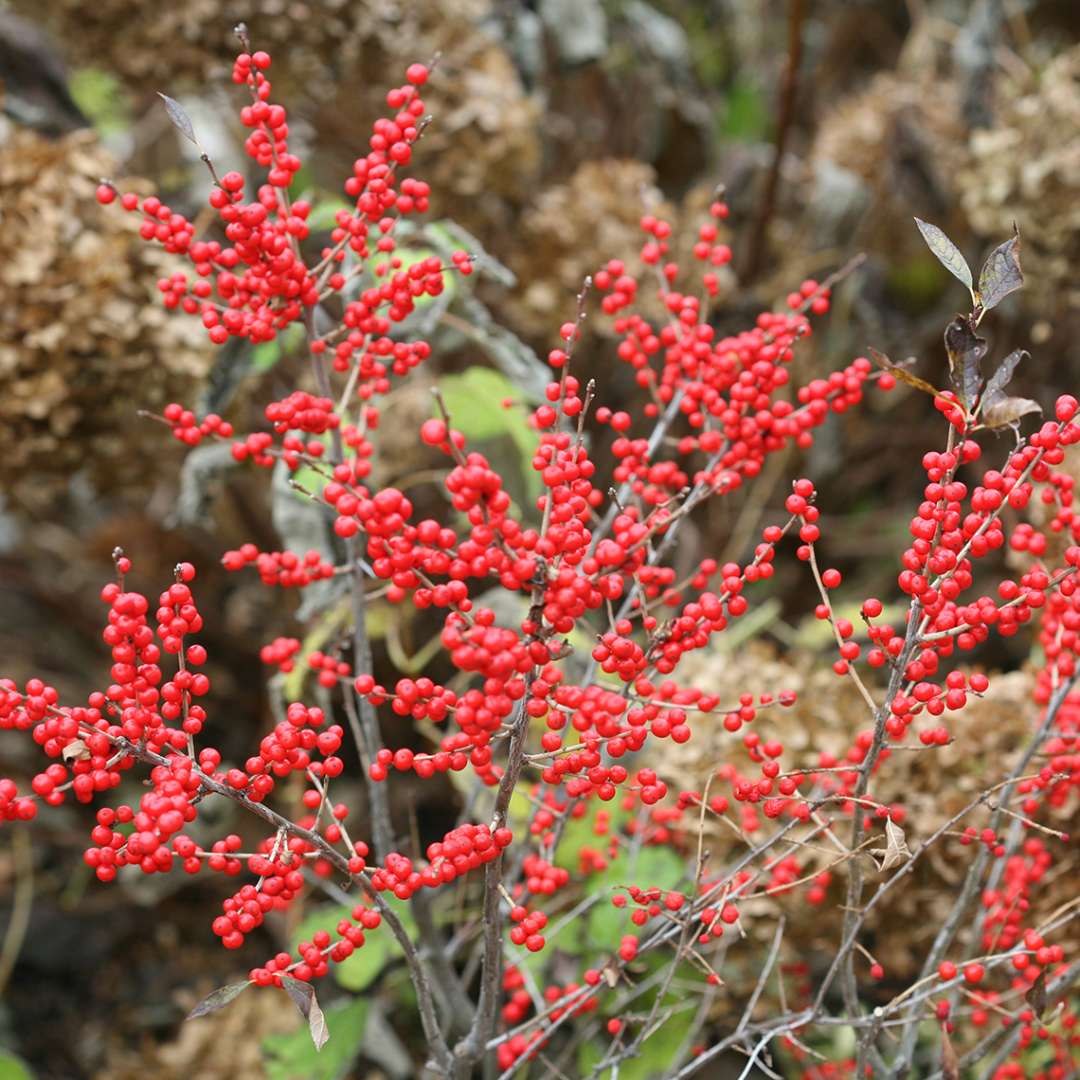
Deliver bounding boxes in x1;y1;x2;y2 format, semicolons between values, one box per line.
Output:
870;816;912;872
869;348;954;406
982;348;1028;406
943;317;987;408
982;396;1041;429
61;738;89;763
307;990;329;1051
279;976;329;1050
157;93;199;146
941;1025;959;1080
186;981;249;1020
977;225;1023;313
915;218;974;296
279;975;313;1018
1026;969;1048;1019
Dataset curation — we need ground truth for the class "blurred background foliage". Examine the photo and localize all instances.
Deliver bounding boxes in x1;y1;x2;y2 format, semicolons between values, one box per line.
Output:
1;1;1080;1076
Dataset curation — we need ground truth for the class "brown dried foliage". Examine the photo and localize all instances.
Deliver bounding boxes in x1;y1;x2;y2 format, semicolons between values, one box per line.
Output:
957;45;1080;313
0;128;211;505
656;642;1076;979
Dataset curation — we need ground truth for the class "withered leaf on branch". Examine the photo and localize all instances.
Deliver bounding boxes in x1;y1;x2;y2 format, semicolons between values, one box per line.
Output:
279;975;330;1050
943;317;987;408
982;348;1029;406
977;225;1024;314
280;974;314;1017
187;981;249;1020
306;992;329;1051
982;395;1041;429
869;348;954;407
914;217;974;297
941;1025;960;1080
870;816;911;872
1025;969;1048;1019
61;737;89;763
157;92;199;146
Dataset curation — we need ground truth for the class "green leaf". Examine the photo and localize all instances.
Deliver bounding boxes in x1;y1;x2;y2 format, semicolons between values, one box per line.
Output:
306;197;356;232
439;369;539;463
586;847;686;951
0;1051;34;1080
428;220;516;288
263;997;369;1080
252;342;283;373
68;67;131;137
914;218;974;297
585;896;630;952
977;225;1023;313
439;368;525;444
722;79;769;140
454;293;548;405
554;802;631;873
292;906;389;992
577;1003;694;1079
438;367;542;508
288;464;329;501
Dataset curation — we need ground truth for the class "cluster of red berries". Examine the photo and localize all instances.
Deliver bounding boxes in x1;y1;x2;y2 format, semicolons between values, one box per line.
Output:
5;37;1074;1080
508;904;548;952
259;636;301;672
162;403;234;446
237;702;343;803
0;778;37;822
497;967;597;1070
83;753;200;880
368;823;512;899
305;650;351;688
222;544;336;587
252;902;382;984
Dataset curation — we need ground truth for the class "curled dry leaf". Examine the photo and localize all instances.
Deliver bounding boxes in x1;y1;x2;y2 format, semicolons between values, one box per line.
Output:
61;738;90;763
868;348;954;407
306;992;329;1051
982;395;1042;429
870;817;911;873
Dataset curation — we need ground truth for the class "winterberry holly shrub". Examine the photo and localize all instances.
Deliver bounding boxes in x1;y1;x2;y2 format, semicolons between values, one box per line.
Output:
4;28;1079;1080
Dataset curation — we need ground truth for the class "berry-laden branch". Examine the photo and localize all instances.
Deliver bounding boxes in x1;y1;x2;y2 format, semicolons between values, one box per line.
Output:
0;31;1075;1080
